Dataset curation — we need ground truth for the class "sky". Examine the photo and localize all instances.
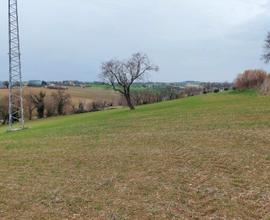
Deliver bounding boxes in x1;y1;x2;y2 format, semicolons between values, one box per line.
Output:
1;0;270;82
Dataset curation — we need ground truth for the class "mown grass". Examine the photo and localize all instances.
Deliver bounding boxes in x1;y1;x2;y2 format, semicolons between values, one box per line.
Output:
1;91;270;219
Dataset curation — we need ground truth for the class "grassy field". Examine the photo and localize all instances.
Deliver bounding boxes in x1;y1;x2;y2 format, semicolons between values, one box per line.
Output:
1;90;270;219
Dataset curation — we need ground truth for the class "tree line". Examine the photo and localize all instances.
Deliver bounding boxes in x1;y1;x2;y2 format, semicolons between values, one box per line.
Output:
0;90;115;124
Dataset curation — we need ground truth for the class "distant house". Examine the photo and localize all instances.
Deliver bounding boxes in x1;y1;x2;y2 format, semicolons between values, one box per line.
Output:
27;80;46;87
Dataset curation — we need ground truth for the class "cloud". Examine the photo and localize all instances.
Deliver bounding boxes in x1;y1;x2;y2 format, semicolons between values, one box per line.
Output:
0;0;270;81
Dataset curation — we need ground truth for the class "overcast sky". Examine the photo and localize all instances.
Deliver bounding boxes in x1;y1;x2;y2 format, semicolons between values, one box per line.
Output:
1;0;270;82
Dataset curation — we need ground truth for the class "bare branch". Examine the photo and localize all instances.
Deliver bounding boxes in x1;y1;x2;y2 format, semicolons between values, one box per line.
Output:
100;52;159;110
262;32;270;63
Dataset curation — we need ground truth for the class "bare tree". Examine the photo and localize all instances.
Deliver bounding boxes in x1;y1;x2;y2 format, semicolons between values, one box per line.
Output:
51;90;71;115
0;96;9;124
24;90;36;120
31;91;46;119
263;32;270;63
101;52;159;110
44;95;57;117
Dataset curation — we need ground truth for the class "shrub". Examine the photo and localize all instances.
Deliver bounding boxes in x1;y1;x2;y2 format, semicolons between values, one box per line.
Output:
72;101;90;114
131;90;160;105
91;101;107;112
76;102;86;114
51;90;71;115
24;92;36;120
260;76;270;95
234;69;267;89
44;96;57;117
0;96;9;124
31;91;46;119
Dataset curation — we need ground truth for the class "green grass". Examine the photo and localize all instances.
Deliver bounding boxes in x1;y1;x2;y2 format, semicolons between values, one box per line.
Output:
87;82;160;92
87;83;113;90
1;91;270;219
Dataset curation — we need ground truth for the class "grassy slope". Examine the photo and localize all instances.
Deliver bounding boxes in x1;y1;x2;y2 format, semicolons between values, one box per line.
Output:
1;91;270;219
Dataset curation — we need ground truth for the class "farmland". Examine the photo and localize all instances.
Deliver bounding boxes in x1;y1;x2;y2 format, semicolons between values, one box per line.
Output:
1;90;270;219
0;86;120;106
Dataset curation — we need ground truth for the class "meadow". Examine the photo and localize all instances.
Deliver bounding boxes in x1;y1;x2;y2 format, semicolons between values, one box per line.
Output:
0;90;270;219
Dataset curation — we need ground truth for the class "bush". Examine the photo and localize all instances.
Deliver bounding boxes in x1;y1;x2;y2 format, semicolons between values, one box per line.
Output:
91;101;111;112
234;69;267;89
51;90;71;115
31;91;46;119
75;101;86;114
131;90;161;105
44;96;57;117
0;96;9;124
72;101;93;114
260;76;270;95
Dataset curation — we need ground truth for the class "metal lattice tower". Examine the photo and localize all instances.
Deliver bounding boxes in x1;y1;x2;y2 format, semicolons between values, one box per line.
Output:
8;0;24;130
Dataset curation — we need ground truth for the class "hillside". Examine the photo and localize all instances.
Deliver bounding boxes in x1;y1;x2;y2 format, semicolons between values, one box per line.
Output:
1;91;270;219
0;86;120;105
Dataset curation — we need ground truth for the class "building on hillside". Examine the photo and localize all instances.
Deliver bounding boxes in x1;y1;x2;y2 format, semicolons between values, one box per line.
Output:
28;80;46;87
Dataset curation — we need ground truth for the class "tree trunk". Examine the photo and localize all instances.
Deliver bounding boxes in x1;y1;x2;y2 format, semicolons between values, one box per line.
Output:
125;93;135;110
29;109;32;120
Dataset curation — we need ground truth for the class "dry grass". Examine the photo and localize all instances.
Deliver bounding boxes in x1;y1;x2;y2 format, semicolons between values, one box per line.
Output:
0;90;270;219
0;86;120;105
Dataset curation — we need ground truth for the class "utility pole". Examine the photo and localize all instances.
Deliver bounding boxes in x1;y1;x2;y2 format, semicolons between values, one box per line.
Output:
8;0;24;131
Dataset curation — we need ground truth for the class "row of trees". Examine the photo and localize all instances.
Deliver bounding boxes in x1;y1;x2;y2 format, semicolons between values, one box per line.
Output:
25;90;71;120
119;83;230;107
0;89;116;124
0;90;97;124
0;90;72;124
119;87;185;106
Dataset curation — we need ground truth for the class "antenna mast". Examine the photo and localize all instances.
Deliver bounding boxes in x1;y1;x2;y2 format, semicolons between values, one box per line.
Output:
8;0;24;130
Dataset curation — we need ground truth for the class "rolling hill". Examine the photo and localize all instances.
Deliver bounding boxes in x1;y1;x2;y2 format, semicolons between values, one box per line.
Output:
0;90;270;219
0;86;120;105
